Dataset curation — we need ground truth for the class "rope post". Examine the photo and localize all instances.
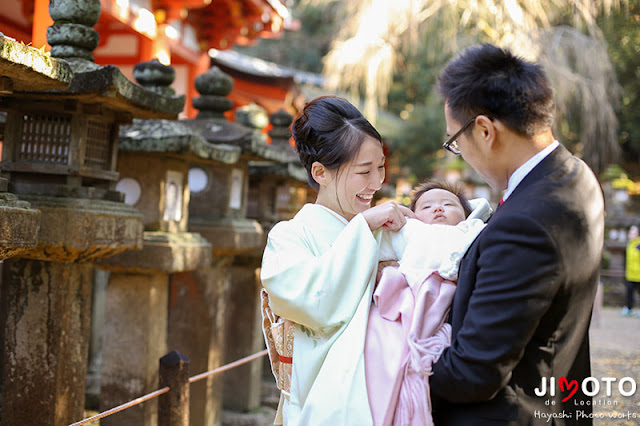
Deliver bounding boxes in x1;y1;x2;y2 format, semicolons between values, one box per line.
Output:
159;350;190;426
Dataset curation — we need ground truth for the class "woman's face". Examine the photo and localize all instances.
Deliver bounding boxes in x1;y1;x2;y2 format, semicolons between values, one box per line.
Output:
413;188;466;226
318;136;385;220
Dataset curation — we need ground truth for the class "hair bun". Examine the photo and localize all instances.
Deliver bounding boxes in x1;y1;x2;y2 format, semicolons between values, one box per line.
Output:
290;96;382;191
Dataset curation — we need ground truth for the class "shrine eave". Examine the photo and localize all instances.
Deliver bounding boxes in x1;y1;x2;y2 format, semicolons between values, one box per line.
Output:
186;0;289;51
209;49;295;88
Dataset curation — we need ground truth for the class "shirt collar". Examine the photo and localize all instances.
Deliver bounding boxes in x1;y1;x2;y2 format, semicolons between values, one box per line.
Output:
502;140;559;202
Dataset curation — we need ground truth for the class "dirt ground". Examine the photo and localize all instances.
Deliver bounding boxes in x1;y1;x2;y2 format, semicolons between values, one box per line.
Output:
589;306;640;425
84;306;639;426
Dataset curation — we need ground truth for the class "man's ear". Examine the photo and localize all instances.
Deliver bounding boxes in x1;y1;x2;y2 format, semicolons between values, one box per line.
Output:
311;161;327;186
476;115;497;149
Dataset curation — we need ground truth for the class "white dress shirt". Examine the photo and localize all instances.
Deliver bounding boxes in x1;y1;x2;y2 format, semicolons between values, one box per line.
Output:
501;140;560;202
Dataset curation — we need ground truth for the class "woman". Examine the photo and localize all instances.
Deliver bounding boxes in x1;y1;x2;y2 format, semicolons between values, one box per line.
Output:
261;96;414;425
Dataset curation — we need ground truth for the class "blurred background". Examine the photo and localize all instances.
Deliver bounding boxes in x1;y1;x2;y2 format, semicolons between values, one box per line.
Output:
1;1;639;424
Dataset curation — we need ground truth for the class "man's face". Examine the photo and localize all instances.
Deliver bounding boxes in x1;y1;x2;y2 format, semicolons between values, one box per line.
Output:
444;103;503;190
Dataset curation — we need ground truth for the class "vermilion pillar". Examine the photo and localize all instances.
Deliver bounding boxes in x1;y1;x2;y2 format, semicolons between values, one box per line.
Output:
32;0;53;49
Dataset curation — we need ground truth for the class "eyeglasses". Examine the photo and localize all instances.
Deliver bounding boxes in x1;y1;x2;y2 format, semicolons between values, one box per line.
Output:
443;116;477;155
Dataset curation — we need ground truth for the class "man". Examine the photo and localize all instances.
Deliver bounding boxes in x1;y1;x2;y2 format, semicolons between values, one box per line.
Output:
430;44;605;425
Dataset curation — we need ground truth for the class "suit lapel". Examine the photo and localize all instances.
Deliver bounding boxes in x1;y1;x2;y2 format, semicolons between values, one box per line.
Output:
504;143;571;205
454;144;571;323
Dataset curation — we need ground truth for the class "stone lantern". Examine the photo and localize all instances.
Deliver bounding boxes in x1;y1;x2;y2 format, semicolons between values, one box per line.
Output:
180;66;277;421
183;71;309;420
0;1;184;424
181;66;264;256
239;107;310;412
245;107;308;231
0;37;48;259
93;59;246;426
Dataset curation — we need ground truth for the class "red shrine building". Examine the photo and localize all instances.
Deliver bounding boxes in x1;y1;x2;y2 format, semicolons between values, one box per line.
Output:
0;0;291;118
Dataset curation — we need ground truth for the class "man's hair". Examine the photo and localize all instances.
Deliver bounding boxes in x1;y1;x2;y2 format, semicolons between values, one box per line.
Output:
410;179;473;217
438;43;555;138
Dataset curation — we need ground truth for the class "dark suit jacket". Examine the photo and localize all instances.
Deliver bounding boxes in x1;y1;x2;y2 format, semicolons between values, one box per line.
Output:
431;144;605;425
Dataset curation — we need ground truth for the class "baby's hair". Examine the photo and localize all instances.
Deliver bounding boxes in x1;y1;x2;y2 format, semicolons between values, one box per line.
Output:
410;179;473;217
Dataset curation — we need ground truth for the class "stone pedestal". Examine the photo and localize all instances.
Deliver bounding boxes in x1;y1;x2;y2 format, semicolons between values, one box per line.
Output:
0;196;143;426
85;269;110;409
17;196;143;262
167;259;233;426
223;258;264;412
0;260;93;426
99;271;168;426
97;232;211;426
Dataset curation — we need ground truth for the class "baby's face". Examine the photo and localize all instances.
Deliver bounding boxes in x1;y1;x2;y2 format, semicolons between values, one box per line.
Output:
414;188;466;225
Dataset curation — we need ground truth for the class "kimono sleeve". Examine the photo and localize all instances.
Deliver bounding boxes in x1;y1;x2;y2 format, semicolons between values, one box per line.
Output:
261;213;379;333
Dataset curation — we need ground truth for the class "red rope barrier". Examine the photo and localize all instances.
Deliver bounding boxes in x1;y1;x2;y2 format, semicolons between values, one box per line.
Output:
69;387;170;426
68;349;268;425
189;349;268;384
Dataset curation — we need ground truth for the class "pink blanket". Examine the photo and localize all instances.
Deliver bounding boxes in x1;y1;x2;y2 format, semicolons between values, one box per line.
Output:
365;266;455;425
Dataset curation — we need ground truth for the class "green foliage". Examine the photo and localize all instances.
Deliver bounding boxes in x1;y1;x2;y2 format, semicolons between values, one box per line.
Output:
234;1;640;181
384;48;449;180
386;99;444;180
599;1;640;170
601;164;630;181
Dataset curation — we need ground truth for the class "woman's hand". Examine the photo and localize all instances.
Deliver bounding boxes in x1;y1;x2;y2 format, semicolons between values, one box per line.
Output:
361;202;416;232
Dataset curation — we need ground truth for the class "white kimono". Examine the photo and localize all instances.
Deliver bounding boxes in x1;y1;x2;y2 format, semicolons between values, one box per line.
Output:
261;203;380;426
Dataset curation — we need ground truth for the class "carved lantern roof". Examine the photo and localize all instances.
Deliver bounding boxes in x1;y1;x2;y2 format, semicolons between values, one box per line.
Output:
180;65;301;164
246;107;306;182
4;1;185;120
0;1;186;197
0;33;72;91
119;118;241;164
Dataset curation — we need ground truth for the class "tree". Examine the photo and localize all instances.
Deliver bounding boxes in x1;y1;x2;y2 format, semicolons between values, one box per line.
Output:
598;0;640;176
317;0;627;175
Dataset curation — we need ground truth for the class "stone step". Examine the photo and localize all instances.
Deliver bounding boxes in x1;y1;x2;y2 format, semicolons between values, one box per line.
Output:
261;379;281;410
222;407;276;426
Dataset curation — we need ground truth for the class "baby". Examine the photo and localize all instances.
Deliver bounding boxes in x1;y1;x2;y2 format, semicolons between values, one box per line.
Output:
410;180;473;225
366;180;490;426
378;180;490;285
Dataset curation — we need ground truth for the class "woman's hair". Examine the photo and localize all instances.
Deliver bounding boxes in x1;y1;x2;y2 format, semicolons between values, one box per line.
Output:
292;96;382;190
410;179;473;217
